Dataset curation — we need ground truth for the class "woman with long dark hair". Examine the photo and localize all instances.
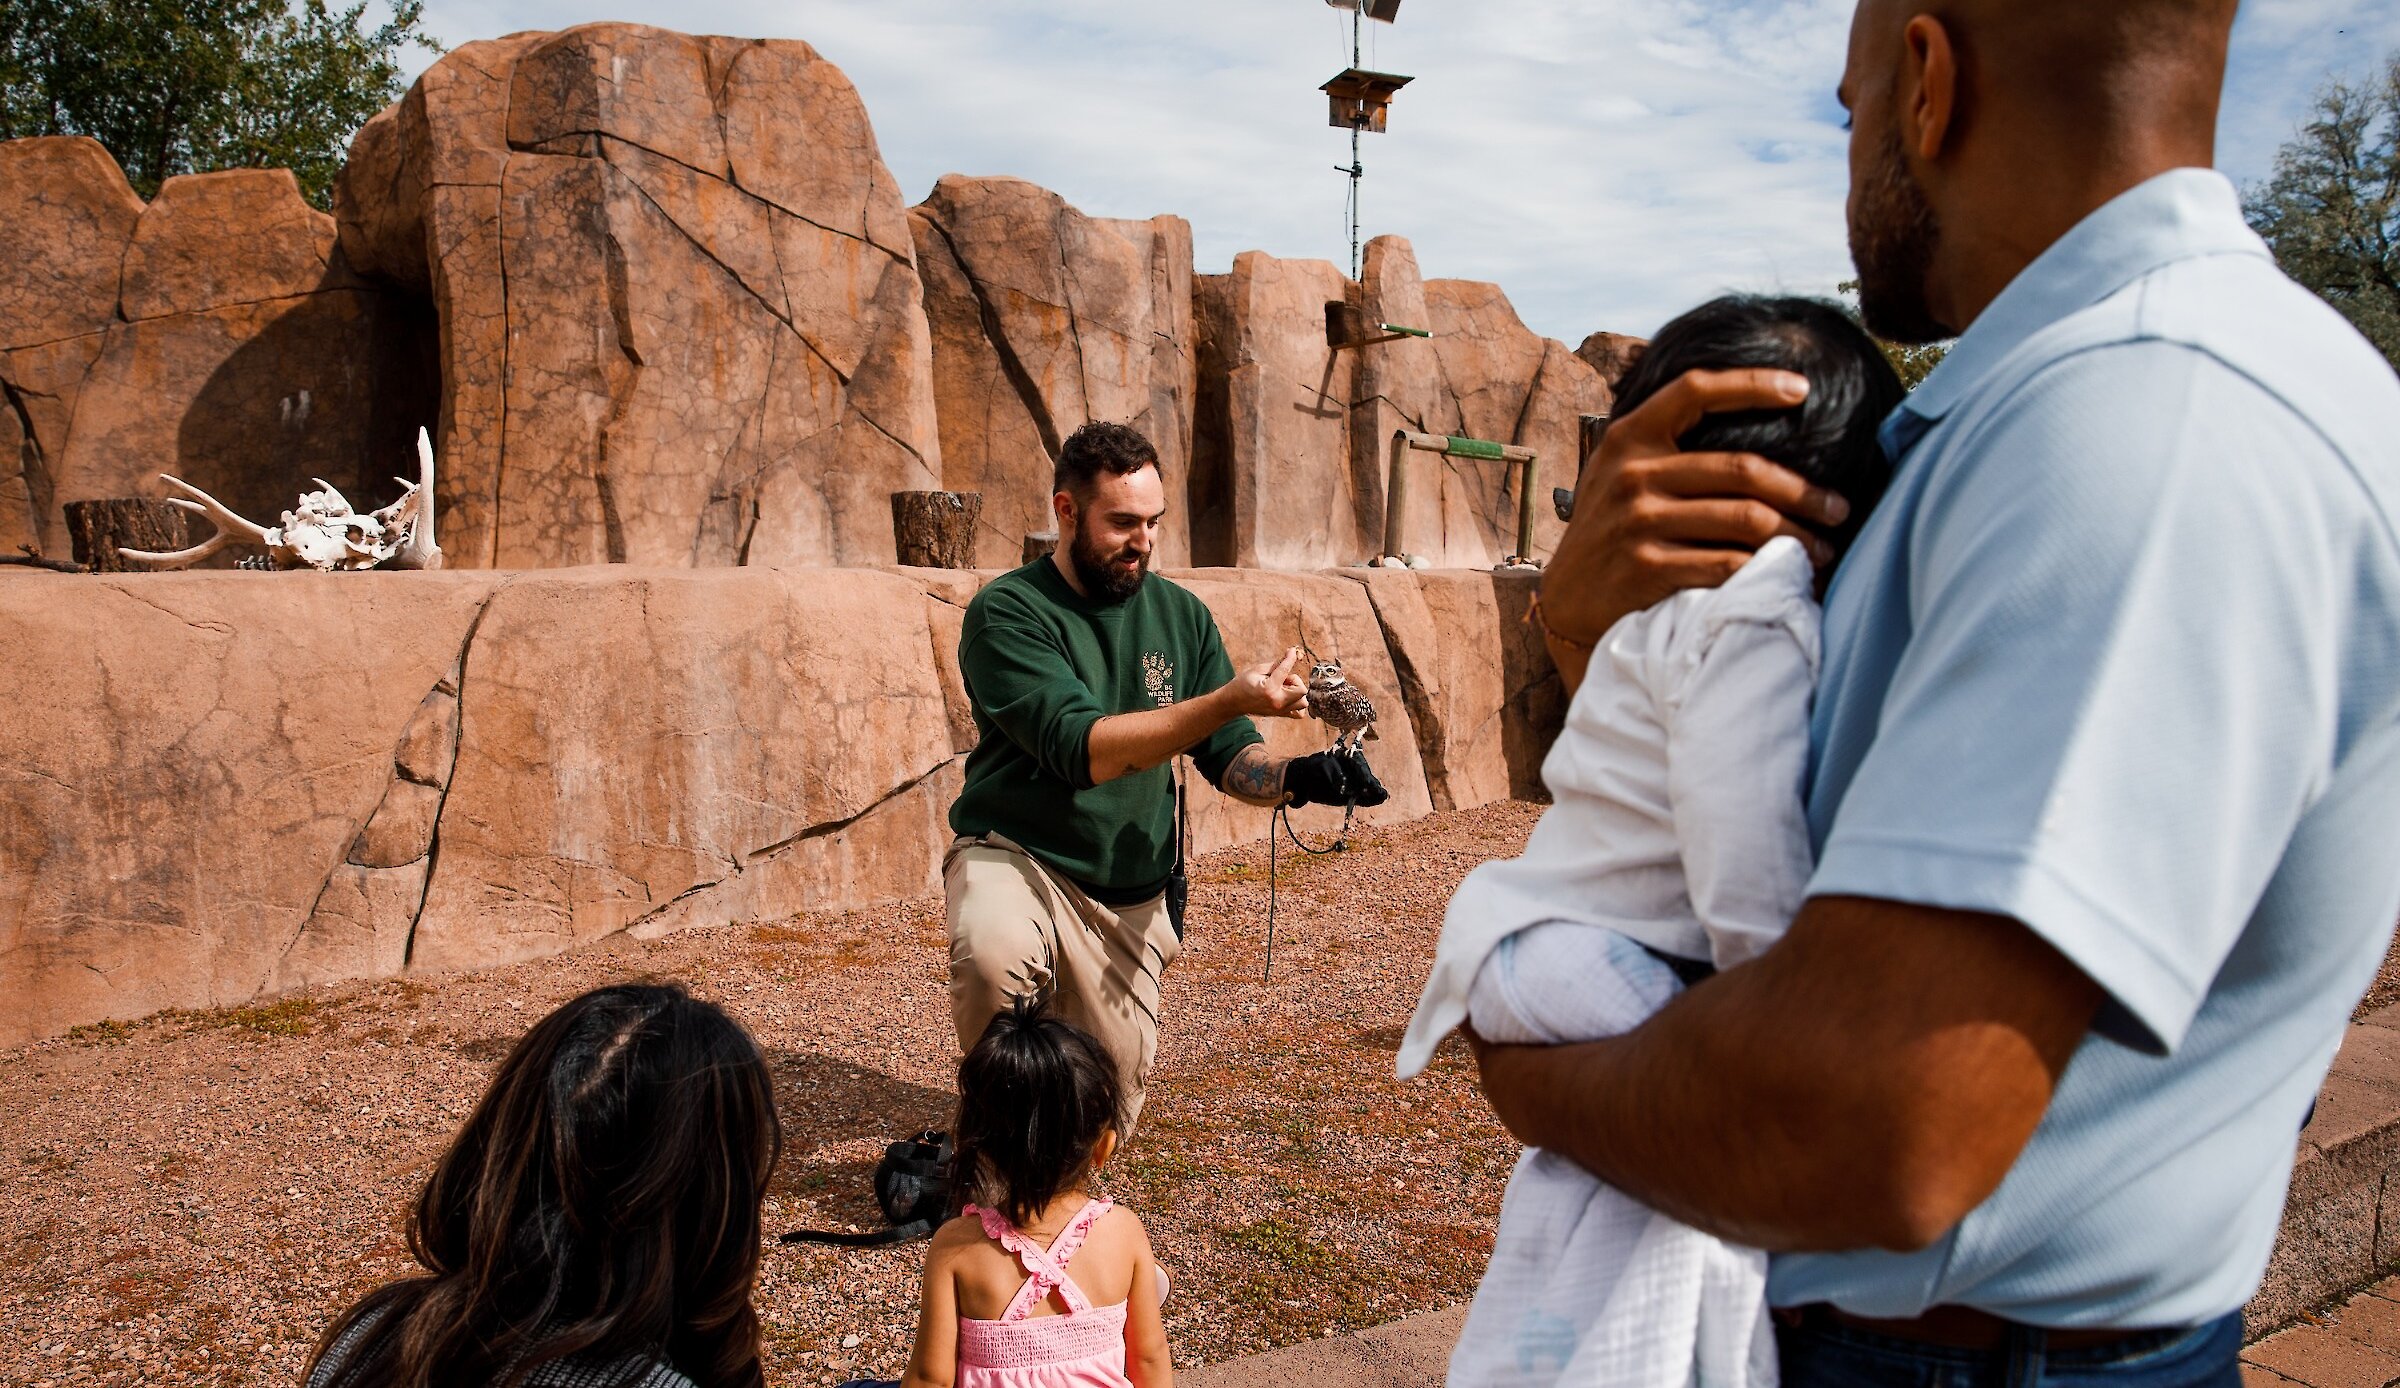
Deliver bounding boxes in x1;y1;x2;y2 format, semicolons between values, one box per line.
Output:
304;983;783;1388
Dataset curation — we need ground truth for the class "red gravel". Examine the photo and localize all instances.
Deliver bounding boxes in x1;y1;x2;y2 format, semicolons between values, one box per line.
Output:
0;802;1541;1387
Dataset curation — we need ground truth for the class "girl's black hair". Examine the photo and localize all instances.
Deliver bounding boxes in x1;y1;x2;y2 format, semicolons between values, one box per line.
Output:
1609;294;1908;554
303;983;783;1388
952;998;1123;1229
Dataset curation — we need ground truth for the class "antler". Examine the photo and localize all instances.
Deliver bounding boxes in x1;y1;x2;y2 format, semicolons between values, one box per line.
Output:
116;475;278;568
388;427;443;570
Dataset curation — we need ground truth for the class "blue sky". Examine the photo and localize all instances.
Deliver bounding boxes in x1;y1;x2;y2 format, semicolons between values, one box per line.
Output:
395;1;2400;343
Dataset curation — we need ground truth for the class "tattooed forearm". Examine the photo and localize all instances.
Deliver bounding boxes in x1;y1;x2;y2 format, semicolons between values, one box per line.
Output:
1218;744;1288;807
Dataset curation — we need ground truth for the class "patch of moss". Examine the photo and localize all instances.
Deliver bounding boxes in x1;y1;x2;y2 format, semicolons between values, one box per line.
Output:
67;1018;135;1045
214;996;325;1037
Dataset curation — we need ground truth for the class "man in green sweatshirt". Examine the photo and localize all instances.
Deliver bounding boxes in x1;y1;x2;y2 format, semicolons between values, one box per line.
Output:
946;421;1381;1133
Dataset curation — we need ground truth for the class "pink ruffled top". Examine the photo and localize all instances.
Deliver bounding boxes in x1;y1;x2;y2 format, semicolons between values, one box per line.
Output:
956;1198;1131;1388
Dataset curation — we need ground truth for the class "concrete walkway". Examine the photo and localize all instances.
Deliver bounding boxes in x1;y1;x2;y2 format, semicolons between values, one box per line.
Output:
1187;1290;2394;1388
1185;1304;1464;1388
1185;1007;2400;1385
2247;1277;2400;1387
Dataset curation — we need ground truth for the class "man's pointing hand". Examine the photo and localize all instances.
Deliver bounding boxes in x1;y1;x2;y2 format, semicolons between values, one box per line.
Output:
1225;647;1311;719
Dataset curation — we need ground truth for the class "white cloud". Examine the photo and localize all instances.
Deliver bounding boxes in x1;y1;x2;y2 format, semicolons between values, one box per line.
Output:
395;0;2397;343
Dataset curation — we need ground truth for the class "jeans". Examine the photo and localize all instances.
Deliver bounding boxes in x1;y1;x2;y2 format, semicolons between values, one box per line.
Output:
1777;1310;2245;1387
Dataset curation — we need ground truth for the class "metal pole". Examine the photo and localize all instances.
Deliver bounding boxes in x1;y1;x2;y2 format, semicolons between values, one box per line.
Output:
1351;124;1362;280
1350;5;1363;280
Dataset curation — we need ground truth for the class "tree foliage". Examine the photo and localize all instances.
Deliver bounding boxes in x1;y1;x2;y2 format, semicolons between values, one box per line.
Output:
0;0;438;209
2246;52;2400;374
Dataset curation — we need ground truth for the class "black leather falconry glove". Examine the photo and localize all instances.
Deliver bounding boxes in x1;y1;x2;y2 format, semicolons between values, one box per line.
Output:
1338;748;1391;807
1280;751;1355;808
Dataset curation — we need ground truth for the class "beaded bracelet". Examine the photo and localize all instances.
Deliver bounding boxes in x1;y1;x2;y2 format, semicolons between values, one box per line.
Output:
1524;589;1597;654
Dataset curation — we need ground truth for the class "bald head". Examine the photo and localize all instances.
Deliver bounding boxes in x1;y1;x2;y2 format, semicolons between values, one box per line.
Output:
1840;0;2238;339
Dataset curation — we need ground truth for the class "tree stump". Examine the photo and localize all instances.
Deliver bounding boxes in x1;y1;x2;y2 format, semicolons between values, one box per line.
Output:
891;491;981;568
65;499;192;572
1022;531;1059;564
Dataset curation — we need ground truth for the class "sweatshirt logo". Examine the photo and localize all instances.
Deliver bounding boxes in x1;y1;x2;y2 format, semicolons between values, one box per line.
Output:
1143;652;1176;707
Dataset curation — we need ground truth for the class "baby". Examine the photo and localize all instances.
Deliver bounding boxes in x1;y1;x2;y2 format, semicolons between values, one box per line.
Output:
1397;294;1906;1388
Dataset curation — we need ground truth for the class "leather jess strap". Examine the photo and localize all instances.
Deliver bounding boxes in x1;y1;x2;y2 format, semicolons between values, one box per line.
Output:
1780;1303;2164;1354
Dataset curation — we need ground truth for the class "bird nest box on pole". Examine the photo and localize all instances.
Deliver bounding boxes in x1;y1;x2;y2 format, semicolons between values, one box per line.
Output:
1325;0;1403;21
1322;68;1414;133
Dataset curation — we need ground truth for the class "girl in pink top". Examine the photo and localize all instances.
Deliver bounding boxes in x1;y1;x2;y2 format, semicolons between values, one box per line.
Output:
898;1000;1172;1388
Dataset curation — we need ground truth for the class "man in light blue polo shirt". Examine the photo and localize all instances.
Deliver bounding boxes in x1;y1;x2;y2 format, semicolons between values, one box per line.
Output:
1477;0;2400;1382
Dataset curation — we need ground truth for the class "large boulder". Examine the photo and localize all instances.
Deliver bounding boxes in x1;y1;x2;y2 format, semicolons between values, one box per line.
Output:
1418;278;1612;565
1575;330;1646;392
0;561;1562;1044
1192;252;1372;568
0;565;973;1042
0;140;143;556
0;570;503;1044
333;24;944;568
1172;568;1435;855
0;140;435;563
407;567;968;972
910;177;1198;568
1339;566;1564;810
1191;239;1607;570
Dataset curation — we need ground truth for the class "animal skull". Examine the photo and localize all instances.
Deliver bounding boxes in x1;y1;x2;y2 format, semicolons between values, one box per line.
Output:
119;429;445;572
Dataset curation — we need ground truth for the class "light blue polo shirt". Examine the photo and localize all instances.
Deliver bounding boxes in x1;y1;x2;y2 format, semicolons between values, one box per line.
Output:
1766;169;2400;1328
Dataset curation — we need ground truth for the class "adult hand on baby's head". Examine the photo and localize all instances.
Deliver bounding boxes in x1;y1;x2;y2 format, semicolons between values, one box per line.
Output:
1540;368;1850;672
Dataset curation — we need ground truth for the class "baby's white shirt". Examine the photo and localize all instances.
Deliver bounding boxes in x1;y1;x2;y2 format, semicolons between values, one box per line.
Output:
1397;536;1821;1078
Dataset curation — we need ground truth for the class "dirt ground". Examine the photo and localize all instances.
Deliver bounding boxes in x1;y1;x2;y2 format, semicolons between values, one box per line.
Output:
10;794;2396;1388
0;802;1541;1387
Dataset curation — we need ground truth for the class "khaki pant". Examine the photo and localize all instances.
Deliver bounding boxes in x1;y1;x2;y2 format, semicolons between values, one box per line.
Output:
943;833;1183;1138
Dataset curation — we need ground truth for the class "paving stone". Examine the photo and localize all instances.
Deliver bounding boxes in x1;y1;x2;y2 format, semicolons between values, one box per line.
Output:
2303;1074;2400;1154
2244;1363;2307;1387
2331;1294;2400;1355
2246;1324;2400;1388
2333;1026;2400;1095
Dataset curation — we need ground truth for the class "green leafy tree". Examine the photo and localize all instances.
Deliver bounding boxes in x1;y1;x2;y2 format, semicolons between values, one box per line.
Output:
2245;52;2400;374
0;0;438;209
1836;281;1952;390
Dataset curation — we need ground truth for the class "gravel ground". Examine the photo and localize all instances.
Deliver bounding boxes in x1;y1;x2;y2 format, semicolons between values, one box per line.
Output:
0;801;1541;1387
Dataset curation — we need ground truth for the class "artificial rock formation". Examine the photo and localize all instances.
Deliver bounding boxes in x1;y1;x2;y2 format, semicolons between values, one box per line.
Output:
1575;330;1647;391
0;140;430;562
911;176;1198;567
0;562;1558;1044
333;24;943;569
5;26;1613;575
1194;237;1611;570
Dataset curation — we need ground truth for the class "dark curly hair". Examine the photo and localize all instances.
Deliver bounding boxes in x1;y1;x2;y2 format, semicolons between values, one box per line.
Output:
1609;294;1906;555
951;998;1123;1229
303;984;782;1388
1053;420;1160;500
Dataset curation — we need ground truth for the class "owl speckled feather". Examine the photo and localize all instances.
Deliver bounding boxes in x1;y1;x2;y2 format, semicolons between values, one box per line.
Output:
1306;658;1378;752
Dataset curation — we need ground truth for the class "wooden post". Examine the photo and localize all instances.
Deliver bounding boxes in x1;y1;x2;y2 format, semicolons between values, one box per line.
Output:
1382;430;1410;560
1514;455;1540;562
890;491;982;568
65;499;191;573
1022;531;1059;565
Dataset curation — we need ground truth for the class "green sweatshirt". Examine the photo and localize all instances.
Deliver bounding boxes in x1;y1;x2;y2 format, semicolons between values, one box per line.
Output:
950;559;1263;901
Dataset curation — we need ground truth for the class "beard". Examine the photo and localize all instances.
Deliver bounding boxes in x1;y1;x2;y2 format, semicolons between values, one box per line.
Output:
1849;120;1949;345
1067;517;1148;600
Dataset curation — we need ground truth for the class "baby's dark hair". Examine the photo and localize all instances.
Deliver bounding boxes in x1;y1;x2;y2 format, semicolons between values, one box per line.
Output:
1610;294;1906;554
952;998;1123;1228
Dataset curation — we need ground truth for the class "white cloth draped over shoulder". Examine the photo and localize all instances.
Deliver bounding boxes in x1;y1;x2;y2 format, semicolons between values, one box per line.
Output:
1397;536;1822;1388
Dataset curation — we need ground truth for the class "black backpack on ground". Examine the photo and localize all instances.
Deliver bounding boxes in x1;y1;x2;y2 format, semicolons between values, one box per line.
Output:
779;1130;952;1248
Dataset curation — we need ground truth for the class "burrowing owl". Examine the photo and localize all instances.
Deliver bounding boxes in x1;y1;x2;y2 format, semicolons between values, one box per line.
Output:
1306;658;1378;753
